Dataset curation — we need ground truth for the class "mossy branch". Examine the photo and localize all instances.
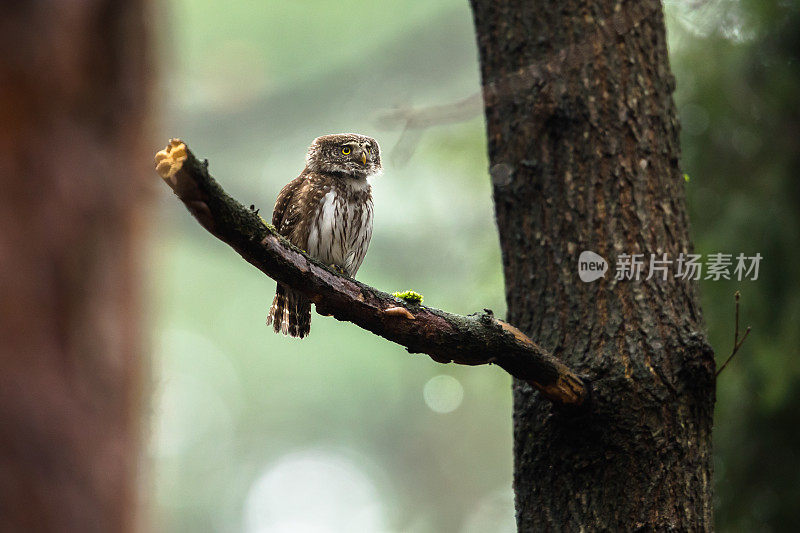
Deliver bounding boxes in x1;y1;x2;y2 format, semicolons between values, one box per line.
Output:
154;139;590;409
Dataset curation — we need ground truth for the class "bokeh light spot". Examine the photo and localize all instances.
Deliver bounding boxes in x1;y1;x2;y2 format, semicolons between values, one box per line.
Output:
423;374;464;414
244;450;388;533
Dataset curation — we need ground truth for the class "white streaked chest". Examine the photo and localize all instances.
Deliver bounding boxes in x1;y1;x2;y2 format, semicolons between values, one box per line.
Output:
306;186;373;276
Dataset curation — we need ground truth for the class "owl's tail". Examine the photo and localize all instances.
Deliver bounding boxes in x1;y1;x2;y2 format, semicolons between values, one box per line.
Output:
267;284;311;338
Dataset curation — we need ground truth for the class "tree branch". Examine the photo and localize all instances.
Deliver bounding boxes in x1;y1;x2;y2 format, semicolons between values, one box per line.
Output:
154;139;590;409
375;3;661;165
716;291;751;377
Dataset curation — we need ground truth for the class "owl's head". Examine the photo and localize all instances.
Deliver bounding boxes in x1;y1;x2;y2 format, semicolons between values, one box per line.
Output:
305;133;382;180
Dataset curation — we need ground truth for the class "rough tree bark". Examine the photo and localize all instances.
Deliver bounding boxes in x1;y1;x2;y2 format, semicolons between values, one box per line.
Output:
0;2;149;532
469;0;716;531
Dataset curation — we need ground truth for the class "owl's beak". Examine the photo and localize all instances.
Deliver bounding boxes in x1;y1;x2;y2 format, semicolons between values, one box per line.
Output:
360;152;367;165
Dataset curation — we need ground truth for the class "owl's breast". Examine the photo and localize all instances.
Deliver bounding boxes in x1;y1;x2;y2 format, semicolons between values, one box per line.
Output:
306;186;373;276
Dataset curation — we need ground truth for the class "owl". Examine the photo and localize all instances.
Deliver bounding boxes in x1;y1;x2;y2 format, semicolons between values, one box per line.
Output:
266;133;382;338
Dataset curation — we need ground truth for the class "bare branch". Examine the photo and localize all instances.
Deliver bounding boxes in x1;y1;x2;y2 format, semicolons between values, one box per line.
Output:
716;291;752;377
376;93;483;131
154;139;591;409
375;2;662;164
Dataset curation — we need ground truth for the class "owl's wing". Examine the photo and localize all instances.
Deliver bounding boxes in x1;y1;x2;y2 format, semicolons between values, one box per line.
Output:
273;175;316;252
272;173;332;250
268;175;313;338
271;175;304;233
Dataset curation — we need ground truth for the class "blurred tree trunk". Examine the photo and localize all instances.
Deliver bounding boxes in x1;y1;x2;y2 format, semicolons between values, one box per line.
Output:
470;1;716;530
0;2;149;532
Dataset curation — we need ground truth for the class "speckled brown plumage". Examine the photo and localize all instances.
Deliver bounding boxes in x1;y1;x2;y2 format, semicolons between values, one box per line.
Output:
266;134;381;338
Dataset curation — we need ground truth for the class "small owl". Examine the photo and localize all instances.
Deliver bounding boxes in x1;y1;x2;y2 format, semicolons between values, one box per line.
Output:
267;133;382;338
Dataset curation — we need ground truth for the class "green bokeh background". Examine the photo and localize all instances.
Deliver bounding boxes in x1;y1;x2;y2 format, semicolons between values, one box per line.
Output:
146;1;800;531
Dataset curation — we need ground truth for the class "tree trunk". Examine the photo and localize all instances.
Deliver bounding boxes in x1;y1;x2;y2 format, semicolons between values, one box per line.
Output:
469;1;716;530
0;2;149;531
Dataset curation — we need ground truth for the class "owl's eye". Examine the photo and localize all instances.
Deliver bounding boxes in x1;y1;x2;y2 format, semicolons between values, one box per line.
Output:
341;147;351;155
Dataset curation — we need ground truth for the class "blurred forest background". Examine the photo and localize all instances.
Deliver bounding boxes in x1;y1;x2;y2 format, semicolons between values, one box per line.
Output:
2;0;794;531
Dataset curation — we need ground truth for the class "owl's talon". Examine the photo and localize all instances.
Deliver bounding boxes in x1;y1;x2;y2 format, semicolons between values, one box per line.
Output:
330;264;347;275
